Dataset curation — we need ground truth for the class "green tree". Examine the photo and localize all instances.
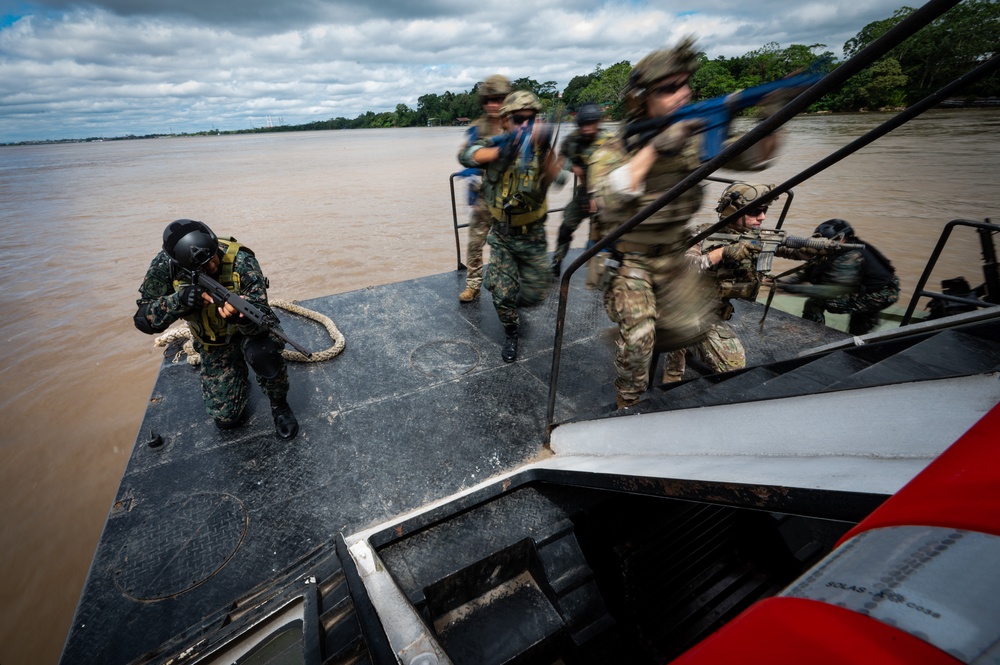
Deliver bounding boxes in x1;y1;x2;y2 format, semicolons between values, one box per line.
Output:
577;61;632;119
562;70;598;108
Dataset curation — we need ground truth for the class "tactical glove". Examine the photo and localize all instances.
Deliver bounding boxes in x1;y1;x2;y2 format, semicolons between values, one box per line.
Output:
723;242;753;262
177;285;206;312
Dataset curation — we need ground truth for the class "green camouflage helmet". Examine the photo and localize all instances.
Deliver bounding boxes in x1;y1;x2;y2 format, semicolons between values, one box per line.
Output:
478;74;512;99
499;90;543;117
715;182;777;219
624;36;700;118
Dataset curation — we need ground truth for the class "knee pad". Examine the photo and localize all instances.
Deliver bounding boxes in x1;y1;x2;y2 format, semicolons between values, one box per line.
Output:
244;335;282;380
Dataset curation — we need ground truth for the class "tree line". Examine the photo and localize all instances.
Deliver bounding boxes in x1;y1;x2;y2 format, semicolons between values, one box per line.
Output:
236;1;995;135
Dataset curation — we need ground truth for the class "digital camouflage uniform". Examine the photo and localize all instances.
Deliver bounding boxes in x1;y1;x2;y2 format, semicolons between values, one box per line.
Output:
551;126;614;270
459;130;555;329
459;115;507;296
136;242;289;423
780;245;900;336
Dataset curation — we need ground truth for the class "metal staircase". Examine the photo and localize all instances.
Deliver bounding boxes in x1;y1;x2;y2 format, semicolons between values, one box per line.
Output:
633;312;1000;415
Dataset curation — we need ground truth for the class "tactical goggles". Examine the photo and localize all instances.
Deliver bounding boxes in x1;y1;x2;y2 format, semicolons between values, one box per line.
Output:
510;113;535;126
650;78;690;96
746;205;769;217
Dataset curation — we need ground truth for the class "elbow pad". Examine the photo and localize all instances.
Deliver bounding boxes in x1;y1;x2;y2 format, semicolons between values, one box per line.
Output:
133;303;167;335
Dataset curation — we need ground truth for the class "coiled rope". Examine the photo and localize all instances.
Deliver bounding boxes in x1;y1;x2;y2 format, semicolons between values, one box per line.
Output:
153;299;345;366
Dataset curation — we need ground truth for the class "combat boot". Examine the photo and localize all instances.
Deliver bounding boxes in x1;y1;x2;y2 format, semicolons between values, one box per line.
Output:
459;284;480;302
616;395;639;410
270;398;299;440
501;325;518;363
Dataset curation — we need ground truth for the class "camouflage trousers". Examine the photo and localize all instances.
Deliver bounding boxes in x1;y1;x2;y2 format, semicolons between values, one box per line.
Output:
464;201;492;290
604;252;717;403
662;321;746;382
193;334;289;423
483;219;551;328
803;276;901;336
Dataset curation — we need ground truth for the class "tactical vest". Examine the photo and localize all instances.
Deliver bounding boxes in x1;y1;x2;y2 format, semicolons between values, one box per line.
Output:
485;149;549;226
172;237;252;344
605;137;704;248
695;224;761;310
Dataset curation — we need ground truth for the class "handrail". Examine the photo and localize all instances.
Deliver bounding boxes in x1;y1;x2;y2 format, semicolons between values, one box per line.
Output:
543;0;973;443
900;219;1000;326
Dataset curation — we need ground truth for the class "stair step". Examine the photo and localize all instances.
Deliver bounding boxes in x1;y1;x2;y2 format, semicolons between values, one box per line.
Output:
828;329;1000;390
754;352;873;398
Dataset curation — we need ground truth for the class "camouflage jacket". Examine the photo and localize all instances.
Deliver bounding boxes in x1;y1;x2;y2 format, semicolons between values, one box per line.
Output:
136;242;275;344
559;127;613;194
589;125;773;248
459;132;552;225
690;223;811;301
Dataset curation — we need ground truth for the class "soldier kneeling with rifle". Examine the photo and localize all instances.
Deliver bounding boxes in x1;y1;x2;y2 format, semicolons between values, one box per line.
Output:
663;183;823;381
134;219;300;439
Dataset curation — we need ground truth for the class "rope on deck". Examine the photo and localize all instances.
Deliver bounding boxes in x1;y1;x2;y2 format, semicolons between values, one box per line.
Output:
153;299;345;366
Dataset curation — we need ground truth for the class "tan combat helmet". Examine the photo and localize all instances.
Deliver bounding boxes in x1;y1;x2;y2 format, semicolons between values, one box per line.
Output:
499;90;544;117
478;74;512;99
623;36;701;118
715;182;777;220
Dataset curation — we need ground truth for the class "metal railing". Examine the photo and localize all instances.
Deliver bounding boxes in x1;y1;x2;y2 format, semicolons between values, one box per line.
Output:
542;0;1000;442
901;218;1000;326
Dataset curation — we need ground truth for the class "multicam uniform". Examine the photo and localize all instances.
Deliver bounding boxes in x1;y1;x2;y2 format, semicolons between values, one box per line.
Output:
460;135;556;328
136;239;290;423
459;115;506;295
551;126;613;269
662;223;813;381
781;244;900;336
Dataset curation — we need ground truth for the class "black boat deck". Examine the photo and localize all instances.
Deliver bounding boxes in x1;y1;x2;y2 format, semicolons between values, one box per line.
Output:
61;252;853;664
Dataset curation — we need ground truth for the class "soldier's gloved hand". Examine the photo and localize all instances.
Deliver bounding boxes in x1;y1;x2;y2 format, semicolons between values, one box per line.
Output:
723;242;753;262
177;285;206;312
496;131;519;162
652;119;705;156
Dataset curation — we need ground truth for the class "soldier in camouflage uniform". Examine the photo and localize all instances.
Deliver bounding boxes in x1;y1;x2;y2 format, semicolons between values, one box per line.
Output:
459;90;565;362
133;220;299;439
550;102;613;277
458;75;512;303
589;37;782;408
775;218;900;335
662;183;814;381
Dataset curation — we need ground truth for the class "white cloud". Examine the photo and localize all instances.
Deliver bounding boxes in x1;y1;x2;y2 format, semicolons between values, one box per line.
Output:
0;0;907;142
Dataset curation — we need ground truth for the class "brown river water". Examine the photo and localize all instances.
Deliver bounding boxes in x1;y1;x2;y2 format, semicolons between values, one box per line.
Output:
1;109;998;665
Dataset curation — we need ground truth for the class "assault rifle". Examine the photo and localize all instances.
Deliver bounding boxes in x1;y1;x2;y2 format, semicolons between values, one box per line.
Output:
707;228;865;274
181;268;312;358
623;57;831;158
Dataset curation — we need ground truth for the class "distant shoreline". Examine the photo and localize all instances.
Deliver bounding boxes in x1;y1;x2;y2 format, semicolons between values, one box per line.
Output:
4;101;998;148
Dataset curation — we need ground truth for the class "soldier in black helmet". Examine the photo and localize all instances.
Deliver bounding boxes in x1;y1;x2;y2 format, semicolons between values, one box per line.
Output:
550;102;612;277
774;218;900;335
133;220;299;439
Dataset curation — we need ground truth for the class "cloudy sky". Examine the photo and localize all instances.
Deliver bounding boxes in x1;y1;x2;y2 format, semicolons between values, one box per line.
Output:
1;0;909;143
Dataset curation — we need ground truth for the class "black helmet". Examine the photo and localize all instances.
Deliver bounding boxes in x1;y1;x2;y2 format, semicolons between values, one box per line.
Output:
163;219;219;269
813;218;854;240
576;103;602;126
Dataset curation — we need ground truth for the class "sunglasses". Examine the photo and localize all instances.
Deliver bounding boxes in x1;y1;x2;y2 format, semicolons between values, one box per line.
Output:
746;206;769;217
483;95;506;104
651;79;690;96
510;113;534;126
